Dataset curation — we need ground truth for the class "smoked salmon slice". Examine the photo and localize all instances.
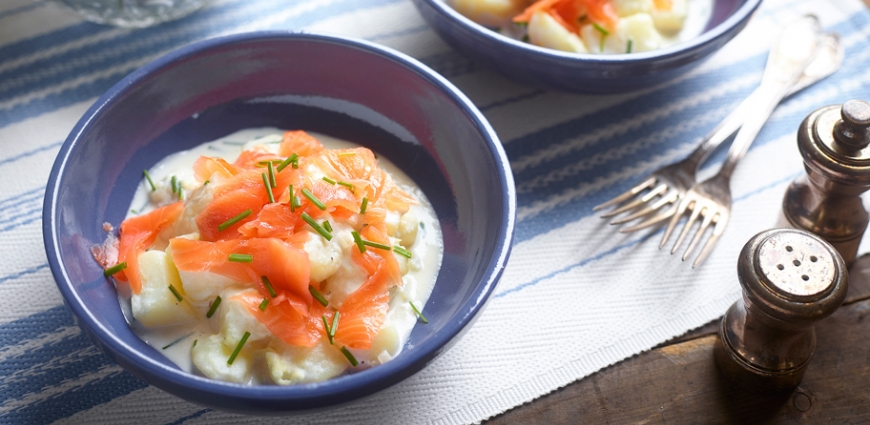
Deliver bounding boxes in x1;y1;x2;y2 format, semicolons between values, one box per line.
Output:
116;202;184;294
232;290;321;347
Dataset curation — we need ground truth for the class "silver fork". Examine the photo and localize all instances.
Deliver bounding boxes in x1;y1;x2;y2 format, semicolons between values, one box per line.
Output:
593;29;842;232
662;15;826;267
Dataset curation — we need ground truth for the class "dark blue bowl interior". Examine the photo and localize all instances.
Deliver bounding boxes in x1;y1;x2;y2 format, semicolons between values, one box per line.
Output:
412;0;762;93
44;33;514;413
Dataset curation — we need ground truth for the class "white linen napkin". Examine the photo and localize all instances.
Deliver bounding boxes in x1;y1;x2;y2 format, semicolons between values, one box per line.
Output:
1;0;869;423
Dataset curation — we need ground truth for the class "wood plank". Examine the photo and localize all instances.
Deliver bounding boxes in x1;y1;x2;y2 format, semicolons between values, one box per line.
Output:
487;296;870;424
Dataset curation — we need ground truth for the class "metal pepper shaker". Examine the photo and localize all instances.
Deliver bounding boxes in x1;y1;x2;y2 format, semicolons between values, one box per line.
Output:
782;99;870;267
714;228;848;392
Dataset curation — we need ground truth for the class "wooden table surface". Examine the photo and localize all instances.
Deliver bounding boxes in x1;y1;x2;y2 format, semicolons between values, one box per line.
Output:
488;5;870;422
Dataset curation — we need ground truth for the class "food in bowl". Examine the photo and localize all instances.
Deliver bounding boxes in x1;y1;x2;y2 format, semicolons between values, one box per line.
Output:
450;0;713;54
93;128;443;385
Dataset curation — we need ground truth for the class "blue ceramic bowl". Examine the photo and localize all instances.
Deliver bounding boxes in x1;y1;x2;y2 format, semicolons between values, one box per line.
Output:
411;0;762;93
43;32;515;414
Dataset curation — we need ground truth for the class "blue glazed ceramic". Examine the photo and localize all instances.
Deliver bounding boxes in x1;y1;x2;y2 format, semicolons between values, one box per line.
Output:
412;0;762;93
43;32;516;414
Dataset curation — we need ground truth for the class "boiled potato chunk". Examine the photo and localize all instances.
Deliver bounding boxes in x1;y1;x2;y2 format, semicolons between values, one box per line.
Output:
397;210;419;248
266;339;347;385
131;250;197;328
177;269;240;304
303;229;342;283
220;290;273;347
192;333;252;383
322;261;367;308
580;13;661;54
369;322;402;364
528;11;589;54
452;0;527;28
651;0;688;33
611;0;652;17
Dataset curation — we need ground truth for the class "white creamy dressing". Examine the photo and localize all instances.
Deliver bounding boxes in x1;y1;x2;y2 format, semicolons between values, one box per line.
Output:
120;128;443;381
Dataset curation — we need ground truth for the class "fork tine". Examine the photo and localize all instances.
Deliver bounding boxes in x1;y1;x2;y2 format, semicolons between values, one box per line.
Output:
601;183;667;218
692;214;729;268
671;204;703;255
682;211;715;262
593;177;655;212
660;197;693;249
610;189;679;225
619;204;676;233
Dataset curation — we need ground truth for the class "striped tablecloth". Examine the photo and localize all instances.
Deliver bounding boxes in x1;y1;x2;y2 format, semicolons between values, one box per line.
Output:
3;0;870;423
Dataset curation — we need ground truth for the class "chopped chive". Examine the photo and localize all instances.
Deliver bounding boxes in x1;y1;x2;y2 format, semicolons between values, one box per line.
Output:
203;179;210;186
593;22;609;36
258;298;269;311
227;331;250;365
261;276;277;297
256;160;283;166
309;285;329;307
267;162;277;188
322;315;334;345
218;209;252;231
340;346;359;366
293;194;302;208
626;39;633;54
301;212;333;240
130;209;138;215
410;302;428;324
103;262;127;277
322;176;336;185
514;21;528;28
276;153;298;172
360;197;369;214
393;245;412;259
330;311;340;339
262;173;275;203
288;185;296;213
322;220;333;233
352;231;365;253
168;284;184;302
338;151;356;157
228;253;253;263
193;339;197;348
143;170;156;191
420;222;425;229
170;175;178;194
301;188;326;210
522;34;529;43
206;296;222;318
337;181;355;192
162;333;192;350
222;140;245;145
362;239;392;251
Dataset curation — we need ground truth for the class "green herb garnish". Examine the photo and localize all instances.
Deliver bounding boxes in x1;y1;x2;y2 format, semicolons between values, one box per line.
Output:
267;162;277;188
262;276;277;298
593;23;608;51
626;39;633;54
302;188;326;210
340;346;359;366
262;173;275;203
103;262;127;277
227;331;250;365
288;185;296;213
258;298;269;311
322;315;333;344
218;209;252;231
393;245;412;259
203;179;210;186
276;153;298;172
322;176;336;185
206;296;222;318
352;231;365;253
168;284;184;302
362;239;392;251
329;311;340;340
322;220;333;233
301;212;333;240
337;181;355;192
228;253;253;263
309;285;329;307
143;170;156;191
410;302;428;324
170;175;178;194
360;197;369;214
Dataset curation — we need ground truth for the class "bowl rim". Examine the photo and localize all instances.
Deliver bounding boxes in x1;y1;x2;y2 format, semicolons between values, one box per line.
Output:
42;30;517;410
418;0;763;63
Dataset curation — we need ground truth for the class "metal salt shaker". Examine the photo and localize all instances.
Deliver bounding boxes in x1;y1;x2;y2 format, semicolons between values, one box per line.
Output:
782;99;870;267
714;228;848;392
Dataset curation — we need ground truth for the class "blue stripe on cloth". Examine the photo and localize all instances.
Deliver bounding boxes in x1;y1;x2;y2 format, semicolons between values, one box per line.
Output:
166;408;211;425
0;23;113;66
0;2;44;21
0;211;41;234
0;0;403;130
0;198;41;225
0;187;44;213
0;141;62;168
0;305;69;350
0;263;48;286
